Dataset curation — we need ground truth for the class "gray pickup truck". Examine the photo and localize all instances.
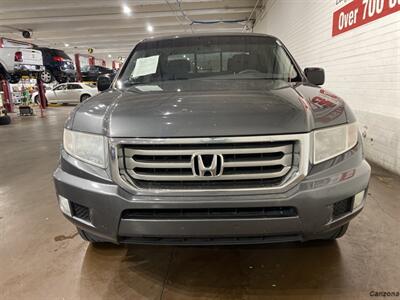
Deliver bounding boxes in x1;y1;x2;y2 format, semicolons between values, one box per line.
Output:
54;33;370;245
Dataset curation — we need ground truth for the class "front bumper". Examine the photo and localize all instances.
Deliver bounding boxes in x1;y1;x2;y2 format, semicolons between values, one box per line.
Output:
56;68;76;78
53;144;370;245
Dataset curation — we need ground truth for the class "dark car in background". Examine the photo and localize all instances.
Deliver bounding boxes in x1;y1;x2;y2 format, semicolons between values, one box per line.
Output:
81;65;114;82
37;47;76;83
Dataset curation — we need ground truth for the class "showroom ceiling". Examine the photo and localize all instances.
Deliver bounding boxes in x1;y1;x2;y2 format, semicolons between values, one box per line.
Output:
0;0;264;60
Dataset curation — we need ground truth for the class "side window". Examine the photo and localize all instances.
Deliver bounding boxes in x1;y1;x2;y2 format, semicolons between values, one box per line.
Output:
271;46;298;79
67;84;82;90
53;85;65;91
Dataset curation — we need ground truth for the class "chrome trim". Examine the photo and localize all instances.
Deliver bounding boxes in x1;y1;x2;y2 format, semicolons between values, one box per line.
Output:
124;145;292;156
191;154;224;177
127;166;291;181
124;148;292;181
224;155;292;167
109;134;311;195
72;216;94;228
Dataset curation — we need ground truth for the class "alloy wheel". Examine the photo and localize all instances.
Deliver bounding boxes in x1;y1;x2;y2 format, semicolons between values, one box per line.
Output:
40;70;53;83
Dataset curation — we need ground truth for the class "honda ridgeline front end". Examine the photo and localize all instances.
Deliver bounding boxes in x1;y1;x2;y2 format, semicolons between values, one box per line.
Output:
53;34;370;245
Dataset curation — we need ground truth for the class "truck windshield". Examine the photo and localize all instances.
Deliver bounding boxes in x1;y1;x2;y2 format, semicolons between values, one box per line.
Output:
118;35;302;88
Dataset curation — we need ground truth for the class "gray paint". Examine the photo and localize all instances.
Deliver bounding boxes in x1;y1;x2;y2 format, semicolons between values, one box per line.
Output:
71;80;348;137
54;145;370;244
56;33;370;244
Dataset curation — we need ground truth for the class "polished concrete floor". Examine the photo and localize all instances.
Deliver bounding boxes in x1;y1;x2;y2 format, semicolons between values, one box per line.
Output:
1;106;399;300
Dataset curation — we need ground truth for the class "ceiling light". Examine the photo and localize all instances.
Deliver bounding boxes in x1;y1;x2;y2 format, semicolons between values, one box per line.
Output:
122;4;132;16
64;43;69;47
108;54;112;58
147;24;154;32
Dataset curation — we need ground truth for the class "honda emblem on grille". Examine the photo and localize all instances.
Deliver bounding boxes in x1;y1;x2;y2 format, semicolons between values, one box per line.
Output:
191;154;224;177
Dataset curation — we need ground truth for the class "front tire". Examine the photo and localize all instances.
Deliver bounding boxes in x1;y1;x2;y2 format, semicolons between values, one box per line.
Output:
80;94;91;102
0;115;11;125
34;95;48;106
328;224;349;240
0;65;10;81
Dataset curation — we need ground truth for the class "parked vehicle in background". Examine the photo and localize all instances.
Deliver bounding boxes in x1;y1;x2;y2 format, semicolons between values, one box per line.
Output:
37;47;76;83
55;33;371;245
81;65;114;82
32;82;97;104
0;37;44;83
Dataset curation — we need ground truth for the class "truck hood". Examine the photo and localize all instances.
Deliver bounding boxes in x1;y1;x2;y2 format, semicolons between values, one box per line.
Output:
69;79;349;137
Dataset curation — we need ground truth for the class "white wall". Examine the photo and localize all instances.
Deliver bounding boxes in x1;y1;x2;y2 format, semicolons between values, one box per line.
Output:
254;0;400;175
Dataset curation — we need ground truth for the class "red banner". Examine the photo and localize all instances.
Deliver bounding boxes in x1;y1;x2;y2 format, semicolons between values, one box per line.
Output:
332;0;400;36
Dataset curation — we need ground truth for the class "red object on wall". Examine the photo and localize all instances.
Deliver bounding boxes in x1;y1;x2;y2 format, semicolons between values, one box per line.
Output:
1;79;13;112
332;0;400;36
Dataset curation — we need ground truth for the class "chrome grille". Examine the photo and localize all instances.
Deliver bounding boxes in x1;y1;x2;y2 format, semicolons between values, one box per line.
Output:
117;138;301;191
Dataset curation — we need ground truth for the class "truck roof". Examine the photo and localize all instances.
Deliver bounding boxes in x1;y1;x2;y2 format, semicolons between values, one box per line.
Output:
139;32;279;44
0;37;37;48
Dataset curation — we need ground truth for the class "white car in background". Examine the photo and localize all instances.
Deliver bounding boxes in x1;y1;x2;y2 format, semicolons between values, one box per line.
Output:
33;82;97;104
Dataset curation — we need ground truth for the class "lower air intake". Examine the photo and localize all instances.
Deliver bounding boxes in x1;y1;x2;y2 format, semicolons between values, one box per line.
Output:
70;202;90;222
332;197;353;218
121;206;298;220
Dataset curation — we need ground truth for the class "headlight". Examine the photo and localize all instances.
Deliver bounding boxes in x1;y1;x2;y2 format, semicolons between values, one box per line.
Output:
313;123;358;164
63;129;107;168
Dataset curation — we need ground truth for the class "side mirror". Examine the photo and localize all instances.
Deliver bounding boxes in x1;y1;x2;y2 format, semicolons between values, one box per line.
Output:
304;67;325;85
97;74;112;92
